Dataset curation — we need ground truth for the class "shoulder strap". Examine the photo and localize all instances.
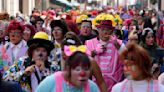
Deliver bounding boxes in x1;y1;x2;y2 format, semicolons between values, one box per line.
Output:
55;71;63;92
84;80;90;92
153;80;159;92
120;79;128;92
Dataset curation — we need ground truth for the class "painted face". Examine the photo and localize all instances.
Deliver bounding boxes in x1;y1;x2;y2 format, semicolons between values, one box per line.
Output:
32;47;48;66
123;55;142;80
98;28;113;42
23;27;31;41
70;65;90;86
52;26;63;40
80;22;92;36
9;29;22;45
145;32;154;46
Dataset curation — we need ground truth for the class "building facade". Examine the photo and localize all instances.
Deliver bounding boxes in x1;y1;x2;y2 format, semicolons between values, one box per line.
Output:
0;0;35;16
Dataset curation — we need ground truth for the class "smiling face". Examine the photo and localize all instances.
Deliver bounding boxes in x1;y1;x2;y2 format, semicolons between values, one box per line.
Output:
70;65;91;86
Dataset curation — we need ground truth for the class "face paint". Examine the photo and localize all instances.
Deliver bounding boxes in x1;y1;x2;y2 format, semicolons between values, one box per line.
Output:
33;47;48;62
131;65;137;71
79;70;86;77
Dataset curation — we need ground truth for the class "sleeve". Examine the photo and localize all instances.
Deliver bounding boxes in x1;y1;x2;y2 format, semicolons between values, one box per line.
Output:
35;74;55;92
3;58;26;81
89;80;100;92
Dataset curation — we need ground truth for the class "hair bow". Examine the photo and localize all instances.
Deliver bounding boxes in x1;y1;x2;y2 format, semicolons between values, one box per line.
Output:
64;45;91;56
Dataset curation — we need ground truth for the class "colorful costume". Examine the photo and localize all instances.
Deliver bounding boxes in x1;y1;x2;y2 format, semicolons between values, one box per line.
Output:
35;71;100;92
112;79;164;92
3;56;51;92
85;37;123;92
0;40;28;73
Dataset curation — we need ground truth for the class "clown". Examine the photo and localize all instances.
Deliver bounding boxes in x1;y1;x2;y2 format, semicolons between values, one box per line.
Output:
85;20;123;92
3;32;54;92
0;20;28;72
36;51;100;92
112;43;164;92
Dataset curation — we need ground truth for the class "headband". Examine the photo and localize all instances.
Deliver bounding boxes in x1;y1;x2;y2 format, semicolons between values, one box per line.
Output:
142;28;154;35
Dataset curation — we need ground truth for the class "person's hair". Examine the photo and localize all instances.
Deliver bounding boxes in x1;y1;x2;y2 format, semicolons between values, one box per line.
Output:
50;19;68;39
143;17;153;29
34;16;44;26
81;19;92;26
6;20;25;33
140;28;155;43
61;32;82;50
66;20;79;34
27;43;51;58
65;51;91;77
24;24;36;37
120;43;152;80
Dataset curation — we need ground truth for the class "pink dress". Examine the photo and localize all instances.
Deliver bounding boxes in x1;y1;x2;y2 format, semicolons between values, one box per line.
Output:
85;38;123;92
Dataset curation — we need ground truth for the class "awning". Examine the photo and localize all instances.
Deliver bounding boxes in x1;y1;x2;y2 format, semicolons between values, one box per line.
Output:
50;0;73;9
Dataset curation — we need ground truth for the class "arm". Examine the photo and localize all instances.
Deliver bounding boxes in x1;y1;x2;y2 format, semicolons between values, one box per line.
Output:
90;57;108;92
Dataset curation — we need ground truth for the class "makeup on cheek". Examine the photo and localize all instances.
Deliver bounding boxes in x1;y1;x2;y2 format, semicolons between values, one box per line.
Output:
131;65;137;71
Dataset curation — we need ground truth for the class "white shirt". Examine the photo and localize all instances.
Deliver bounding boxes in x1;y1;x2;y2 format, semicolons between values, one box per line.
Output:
111;79;164;92
10;40;27;60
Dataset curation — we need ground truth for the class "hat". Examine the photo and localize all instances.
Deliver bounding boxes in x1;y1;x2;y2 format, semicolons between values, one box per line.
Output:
96;20;114;30
27;32;54;52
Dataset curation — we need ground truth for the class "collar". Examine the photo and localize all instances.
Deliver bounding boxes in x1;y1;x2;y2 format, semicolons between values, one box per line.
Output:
10;40;26;48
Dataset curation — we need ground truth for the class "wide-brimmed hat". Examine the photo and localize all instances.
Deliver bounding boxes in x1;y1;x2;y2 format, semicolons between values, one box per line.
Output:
27;32;54;52
96;20;114;30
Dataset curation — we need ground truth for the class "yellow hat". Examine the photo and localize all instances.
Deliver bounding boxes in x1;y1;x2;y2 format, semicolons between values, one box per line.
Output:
33;32;49;40
27;32;54;52
76;15;88;24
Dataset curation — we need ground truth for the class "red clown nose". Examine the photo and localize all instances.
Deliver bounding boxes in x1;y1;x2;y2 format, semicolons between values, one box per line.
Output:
79;71;86;77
